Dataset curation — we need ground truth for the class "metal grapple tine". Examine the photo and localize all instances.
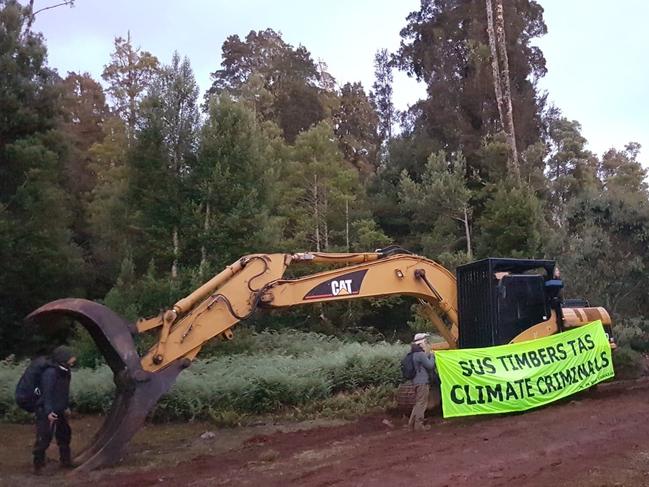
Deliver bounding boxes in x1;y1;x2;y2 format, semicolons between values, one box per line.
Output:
26;299;183;471
73;380;130;465
26;299;142;373
74;361;184;472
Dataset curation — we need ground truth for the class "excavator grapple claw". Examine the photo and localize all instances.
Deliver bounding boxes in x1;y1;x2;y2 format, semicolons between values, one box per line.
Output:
26;299;182;472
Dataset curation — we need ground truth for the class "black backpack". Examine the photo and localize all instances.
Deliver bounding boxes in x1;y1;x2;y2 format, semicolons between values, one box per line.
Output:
15;356;51;412
400;352;417;381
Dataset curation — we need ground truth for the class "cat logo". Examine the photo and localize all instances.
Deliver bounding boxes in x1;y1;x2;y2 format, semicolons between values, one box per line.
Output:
303;270;368;300
331;279;353;296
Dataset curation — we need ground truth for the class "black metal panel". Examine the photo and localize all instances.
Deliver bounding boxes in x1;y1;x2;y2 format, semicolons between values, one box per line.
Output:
457;258;555;348
496;274;549;344
475;258;556;277
457;259;497;348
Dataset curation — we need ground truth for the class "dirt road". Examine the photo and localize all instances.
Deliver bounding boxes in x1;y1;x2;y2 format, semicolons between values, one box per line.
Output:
3;381;649;486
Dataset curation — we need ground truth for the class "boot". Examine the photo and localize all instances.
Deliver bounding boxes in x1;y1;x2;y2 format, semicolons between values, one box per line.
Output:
33;460;45;475
59;446;75;469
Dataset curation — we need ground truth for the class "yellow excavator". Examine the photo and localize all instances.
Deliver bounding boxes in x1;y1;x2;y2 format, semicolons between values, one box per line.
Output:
27;247;613;472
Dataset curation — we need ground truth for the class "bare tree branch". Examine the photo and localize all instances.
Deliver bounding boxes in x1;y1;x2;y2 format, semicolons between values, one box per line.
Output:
32;0;74;17
26;0;75;32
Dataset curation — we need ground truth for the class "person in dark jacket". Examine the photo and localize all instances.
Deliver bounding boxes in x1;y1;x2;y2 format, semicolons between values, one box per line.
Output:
33;345;76;474
408;333;436;431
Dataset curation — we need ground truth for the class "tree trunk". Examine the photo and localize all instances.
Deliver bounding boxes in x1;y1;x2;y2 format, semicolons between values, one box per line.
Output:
26;0;35;31
494;0;520;183
171;227;179;278
126;31;137;145
463;207;472;260
345;198;350;252
485;0;505;127
200;200;210;277
323;187;329;251
313;174;321;252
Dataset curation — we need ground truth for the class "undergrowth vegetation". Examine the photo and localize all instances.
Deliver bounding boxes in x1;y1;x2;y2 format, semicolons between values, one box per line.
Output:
3;323;646;424
0;330;405;423
609;318;649;379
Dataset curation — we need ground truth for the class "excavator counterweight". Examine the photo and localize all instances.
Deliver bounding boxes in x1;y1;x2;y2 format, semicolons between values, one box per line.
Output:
25;250;613;471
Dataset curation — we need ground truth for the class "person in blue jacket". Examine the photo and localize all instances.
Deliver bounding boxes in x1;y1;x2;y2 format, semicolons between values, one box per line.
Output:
33;345;76;474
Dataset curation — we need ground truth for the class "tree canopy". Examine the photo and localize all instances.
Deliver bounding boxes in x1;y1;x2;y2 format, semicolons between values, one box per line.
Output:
0;0;647;357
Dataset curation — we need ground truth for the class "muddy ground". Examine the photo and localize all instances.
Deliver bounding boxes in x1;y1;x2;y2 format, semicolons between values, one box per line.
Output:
2;380;649;486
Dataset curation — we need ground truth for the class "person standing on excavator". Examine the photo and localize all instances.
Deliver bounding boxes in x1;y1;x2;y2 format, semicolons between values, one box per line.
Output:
33;345;77;474
408;333;436;432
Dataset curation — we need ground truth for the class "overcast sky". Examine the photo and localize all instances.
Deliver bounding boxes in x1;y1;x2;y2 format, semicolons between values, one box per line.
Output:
31;0;648;165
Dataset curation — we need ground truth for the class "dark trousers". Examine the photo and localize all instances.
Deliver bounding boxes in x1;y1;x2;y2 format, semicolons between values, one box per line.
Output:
33;409;71;466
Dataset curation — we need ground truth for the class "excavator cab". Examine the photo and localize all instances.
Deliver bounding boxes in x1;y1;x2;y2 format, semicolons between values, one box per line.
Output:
457;258;557;347
457;258;614;348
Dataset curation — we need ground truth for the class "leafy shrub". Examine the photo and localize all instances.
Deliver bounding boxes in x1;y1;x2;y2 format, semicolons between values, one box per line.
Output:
0;357;32;422
611;318;649;379
0;331;408;422
68;325;105;368
151;341;403;420
200;328;354;357
615;318;649;352
612;345;644;380
69;365;115;413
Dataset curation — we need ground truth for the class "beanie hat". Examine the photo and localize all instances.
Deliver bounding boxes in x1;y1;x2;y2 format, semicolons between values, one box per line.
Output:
51;345;75;365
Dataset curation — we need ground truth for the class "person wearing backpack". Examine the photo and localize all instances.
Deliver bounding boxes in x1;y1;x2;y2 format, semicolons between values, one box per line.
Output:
26;346;77;474
405;333;436;431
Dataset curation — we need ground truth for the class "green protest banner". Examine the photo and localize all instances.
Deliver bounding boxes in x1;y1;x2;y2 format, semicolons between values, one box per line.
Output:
435;321;614;418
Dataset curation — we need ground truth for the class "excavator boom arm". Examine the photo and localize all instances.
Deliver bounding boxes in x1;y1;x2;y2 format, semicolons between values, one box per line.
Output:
140;252;459;372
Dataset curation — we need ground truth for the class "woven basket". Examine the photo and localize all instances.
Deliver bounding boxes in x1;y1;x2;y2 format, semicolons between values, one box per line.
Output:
395;383;417;408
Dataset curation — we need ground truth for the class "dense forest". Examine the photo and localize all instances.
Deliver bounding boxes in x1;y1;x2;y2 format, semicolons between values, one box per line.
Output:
1;0;648;357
